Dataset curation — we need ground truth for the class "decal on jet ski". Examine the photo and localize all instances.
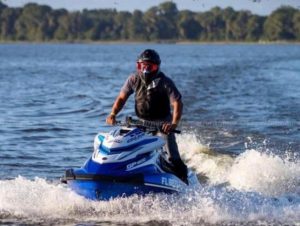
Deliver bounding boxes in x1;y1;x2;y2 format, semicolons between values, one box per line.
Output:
126;157;147;170
161;177;181;188
124;128;143;137
101;138;158;154
98;135;105;142
127;133;144;143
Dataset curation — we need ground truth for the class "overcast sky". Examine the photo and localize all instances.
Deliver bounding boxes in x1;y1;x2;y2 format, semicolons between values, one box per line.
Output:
5;0;300;15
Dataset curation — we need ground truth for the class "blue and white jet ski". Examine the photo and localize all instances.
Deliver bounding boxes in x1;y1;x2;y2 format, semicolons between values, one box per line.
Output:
61;117;199;200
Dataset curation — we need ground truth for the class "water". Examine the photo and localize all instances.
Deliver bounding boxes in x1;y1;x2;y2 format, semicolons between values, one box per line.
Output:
0;43;299;225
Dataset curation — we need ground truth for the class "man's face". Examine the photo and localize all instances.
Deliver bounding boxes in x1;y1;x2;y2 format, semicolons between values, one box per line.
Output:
137;61;159;74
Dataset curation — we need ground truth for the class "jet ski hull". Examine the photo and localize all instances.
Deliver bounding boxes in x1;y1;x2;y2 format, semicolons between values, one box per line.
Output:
67;179;176;200
63;169;184;200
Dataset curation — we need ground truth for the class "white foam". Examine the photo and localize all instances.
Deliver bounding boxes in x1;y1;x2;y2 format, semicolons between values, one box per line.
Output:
0;176;90;218
177;133;300;196
0;176;299;225
227;149;300;196
0;177;227;224
177;133;235;184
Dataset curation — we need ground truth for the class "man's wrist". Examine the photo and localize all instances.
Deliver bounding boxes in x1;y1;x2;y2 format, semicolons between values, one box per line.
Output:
171;122;178;127
110;112;116;117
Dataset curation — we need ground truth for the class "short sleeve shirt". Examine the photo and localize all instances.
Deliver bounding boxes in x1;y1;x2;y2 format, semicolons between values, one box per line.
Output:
121;73;182;103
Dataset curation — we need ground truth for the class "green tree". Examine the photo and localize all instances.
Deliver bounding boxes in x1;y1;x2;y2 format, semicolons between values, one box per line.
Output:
157;1;179;39
143;2;179;41
246;15;265;41
15;3;53;41
143;6;160;40
231;11;251;41
211;7;226;40
0;7;19;40
96;9;116;40
196;7;226;41
178;10;202;40
292;11;300;40
81;9;101;40
128;10;147;40
264;6;297;41
114;11;132;40
222;7;237;41
53;10;69;40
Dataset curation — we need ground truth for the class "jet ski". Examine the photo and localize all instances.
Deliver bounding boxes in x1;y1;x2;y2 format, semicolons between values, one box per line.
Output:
61;117;199;200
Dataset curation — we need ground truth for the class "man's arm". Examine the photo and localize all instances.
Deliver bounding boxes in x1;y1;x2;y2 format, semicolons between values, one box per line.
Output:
171;99;183;125
106;91;129;125
111;91;129;116
162;99;183;134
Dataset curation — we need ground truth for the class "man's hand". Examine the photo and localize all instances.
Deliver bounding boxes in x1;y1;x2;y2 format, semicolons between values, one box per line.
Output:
106;114;117;125
161;123;177;134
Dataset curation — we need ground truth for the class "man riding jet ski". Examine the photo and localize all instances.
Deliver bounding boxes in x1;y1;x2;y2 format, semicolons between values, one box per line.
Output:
106;49;188;183
61;117;199;200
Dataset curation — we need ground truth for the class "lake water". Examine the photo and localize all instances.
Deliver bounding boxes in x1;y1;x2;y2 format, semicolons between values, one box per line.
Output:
0;43;299;225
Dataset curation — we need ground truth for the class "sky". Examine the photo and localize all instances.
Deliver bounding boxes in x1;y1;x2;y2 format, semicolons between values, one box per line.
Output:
4;0;300;15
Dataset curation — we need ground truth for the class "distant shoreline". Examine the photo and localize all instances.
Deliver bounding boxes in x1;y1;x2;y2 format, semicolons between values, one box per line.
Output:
0;40;300;45
1;3;299;44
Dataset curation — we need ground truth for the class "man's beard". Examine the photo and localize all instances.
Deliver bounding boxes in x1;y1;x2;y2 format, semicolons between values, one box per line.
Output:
141;69;157;85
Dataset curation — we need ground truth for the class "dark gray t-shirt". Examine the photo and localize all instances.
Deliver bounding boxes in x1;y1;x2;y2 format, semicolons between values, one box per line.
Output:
121;73;182;103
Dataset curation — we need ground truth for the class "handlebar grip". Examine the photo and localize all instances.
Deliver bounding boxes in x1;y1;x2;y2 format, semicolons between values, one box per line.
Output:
113;117;182;134
172;129;181;134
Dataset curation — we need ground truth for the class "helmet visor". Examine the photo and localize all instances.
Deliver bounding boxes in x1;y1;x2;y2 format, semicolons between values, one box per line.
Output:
137;61;159;73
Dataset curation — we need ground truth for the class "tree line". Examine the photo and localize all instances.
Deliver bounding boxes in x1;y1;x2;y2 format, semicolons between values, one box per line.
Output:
0;1;300;42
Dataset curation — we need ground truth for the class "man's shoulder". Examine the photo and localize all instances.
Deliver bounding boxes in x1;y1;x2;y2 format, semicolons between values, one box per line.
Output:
127;73;139;81
158;71;181;100
124;73;138;84
159;72;177;86
123;73;140;92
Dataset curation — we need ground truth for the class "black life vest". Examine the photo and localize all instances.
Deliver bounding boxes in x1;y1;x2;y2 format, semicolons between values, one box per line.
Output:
134;72;171;120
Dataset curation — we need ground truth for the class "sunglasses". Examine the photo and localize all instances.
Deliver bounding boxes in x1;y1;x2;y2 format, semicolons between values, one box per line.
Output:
136;61;159;72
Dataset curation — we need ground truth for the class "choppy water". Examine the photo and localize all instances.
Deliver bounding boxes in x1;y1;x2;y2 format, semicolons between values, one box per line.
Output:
0;43;299;225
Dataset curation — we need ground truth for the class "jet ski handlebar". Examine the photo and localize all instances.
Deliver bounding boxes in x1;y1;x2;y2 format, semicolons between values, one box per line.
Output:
117;116;181;134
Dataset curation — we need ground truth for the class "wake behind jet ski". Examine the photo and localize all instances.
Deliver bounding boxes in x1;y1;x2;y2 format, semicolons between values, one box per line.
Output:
61;117;199;200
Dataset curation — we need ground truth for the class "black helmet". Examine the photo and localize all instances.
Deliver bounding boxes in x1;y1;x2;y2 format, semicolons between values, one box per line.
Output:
137;49;161;65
